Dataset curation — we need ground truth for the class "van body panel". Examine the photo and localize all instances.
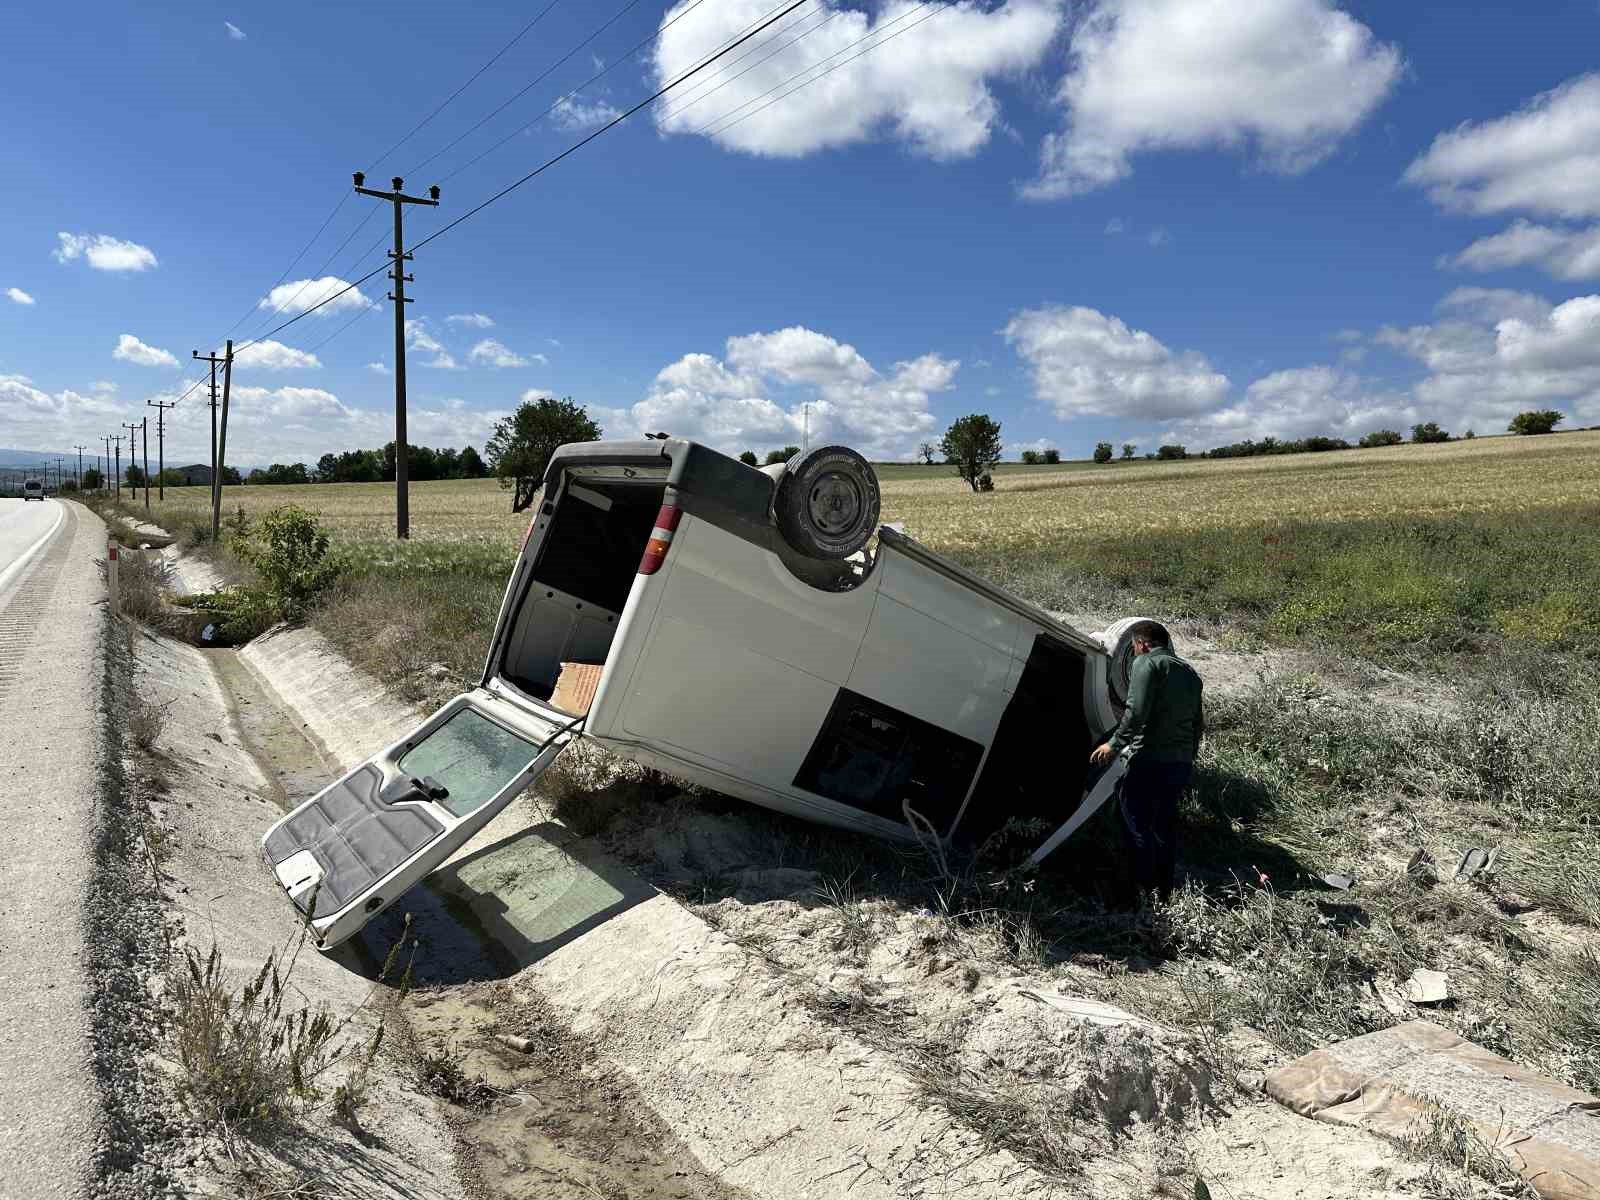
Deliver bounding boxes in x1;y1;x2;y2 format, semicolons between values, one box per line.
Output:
848;592;1011;748
620;614;840;776
876;548;1016;657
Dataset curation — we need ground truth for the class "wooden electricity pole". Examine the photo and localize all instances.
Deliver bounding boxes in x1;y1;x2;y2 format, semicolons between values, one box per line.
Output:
121;422;141;503
111;433;125;498
211;340;234;542
147;399;175;500
193;349;225;507
73;445;86;491
354;171;439;540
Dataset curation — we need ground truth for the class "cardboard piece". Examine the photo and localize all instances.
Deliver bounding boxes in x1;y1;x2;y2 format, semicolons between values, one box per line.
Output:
550;661;604;716
1266;1020;1600;1199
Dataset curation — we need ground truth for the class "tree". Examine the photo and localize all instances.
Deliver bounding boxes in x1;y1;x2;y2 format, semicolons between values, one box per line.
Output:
738;450;759;466
459;445;487;478
1509;409;1563;435
1093;442;1113;464
1359;429;1403;448
486;395;602;512
918;441;938;465
940;414;1003;492
1156;444;1187;460
125;464;147;486
221;466;243;485
1121;443;1136;460
764;446;800;466
1020;449;1042;465
1411;422;1450;444
82;468;103;489
1042;448;1060;465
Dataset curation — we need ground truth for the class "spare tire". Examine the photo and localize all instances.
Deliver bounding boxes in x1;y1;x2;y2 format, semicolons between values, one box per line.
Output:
1094;616;1173;711
774;445;881;560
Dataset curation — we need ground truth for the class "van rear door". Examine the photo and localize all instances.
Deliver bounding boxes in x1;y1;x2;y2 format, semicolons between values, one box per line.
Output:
261;687;578;950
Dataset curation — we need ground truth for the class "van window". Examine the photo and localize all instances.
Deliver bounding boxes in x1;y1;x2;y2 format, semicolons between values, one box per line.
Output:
397;708;536;818
794;689;983;827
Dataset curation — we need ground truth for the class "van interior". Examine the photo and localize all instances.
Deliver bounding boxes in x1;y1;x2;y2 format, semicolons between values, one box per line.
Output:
959;634;1094;841
497;479;666;713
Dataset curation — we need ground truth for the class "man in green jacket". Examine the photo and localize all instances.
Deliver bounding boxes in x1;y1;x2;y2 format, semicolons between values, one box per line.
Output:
1089;620;1204;904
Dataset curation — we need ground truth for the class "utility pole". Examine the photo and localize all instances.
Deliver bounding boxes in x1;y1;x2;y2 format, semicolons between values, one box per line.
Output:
111;433;125;499
121;422;140;501
146;400;175;500
140;417;150;510
211;340;234;542
73;446;86;491
354;171;439;540
193;349;225;507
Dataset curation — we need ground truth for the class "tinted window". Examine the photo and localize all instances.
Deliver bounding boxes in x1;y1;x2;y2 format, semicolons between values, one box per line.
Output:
398;707;537;818
794;689;983;827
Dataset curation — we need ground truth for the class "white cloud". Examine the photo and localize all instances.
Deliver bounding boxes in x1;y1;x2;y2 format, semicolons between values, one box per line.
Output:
653;0;1062;161
224;20;246;40
551;95;622;132
113;334;179;369
1404;74;1600;220
258;276;372;317
1146;227;1170;248
1104;218;1126;235
1375;288;1600;429
445;312;494;328
620;325;953;459
469;338;545;368
1027;0;1401;199
1446;219;1600;281
91;380;117;394
405;319;459;369
232;339;320;370
54;233;158;272
6;287;35;305
1167;366;1417;447
0;377;126;451
520;388;556;403
1003;304;1230;419
367;362;391;375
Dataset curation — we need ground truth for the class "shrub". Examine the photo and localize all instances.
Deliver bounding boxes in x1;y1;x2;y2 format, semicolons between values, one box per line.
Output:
1359;430;1403;448
1157;444;1188;460
1093;442;1113;464
128;691;173;752
1509;409;1563;436
231;505;340;619
1042;448;1061;464
1020;450;1042;465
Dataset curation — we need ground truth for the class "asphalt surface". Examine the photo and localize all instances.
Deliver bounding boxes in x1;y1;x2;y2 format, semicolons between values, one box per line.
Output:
0;499;103;1199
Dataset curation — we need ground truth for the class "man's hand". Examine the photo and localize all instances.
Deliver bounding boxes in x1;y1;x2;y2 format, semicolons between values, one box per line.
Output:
1089;742;1115;767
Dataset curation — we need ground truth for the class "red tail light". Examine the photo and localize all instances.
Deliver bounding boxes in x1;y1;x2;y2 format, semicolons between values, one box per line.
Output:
637;505;682;575
521;513;539;551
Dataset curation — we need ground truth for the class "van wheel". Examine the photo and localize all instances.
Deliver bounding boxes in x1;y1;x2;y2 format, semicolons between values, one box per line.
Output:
775;445;881;559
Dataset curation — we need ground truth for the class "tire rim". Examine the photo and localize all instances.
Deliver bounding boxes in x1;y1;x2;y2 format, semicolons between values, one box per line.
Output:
808;471;863;537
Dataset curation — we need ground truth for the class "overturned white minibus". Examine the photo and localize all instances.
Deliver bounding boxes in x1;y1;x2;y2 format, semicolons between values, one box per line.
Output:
263;440;1155;948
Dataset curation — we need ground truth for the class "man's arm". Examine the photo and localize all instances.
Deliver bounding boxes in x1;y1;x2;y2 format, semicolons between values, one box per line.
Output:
1192;685;1205;759
1108;655;1154;756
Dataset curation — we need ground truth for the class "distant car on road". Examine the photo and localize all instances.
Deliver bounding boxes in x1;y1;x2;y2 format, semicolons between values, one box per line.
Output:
22;479;44;502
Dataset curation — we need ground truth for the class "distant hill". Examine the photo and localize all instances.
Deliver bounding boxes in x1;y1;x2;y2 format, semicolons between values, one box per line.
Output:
0;447;74;468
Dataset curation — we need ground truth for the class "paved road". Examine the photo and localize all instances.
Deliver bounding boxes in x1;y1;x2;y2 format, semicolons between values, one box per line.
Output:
0;499;105;1199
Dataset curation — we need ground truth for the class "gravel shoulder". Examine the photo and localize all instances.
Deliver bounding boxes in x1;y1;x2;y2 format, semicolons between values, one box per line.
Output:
0;501;108;1199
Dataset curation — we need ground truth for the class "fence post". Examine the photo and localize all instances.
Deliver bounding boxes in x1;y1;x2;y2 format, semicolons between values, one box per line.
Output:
107;541;120;616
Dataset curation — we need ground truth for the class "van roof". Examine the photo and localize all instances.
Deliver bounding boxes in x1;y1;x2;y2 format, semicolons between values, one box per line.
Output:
545;438;773;532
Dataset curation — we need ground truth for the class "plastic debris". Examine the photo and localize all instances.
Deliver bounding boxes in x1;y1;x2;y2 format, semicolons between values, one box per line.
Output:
1322;872;1356;891
1453;846;1498;881
201;623;217;643
1404;969;1449;1005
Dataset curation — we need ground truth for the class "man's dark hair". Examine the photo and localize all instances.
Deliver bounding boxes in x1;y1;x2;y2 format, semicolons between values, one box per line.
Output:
1127;620;1171;647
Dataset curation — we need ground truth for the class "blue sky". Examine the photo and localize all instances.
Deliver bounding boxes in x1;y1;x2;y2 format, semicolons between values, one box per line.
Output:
4;0;1600;468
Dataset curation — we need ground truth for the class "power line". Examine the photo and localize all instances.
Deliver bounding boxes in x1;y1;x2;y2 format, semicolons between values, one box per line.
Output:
219;192;352;339
414;0;816;254
368;0;569;172
434;0;722;186
698;2;941;141
654;1;837;126
233;0;838;352
405;0;651;179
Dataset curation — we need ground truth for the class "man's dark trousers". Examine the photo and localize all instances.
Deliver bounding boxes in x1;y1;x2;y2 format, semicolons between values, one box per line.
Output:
1118;758;1193;902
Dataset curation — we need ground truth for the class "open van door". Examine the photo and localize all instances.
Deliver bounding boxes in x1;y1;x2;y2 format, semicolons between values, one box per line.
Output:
261;687;580;950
